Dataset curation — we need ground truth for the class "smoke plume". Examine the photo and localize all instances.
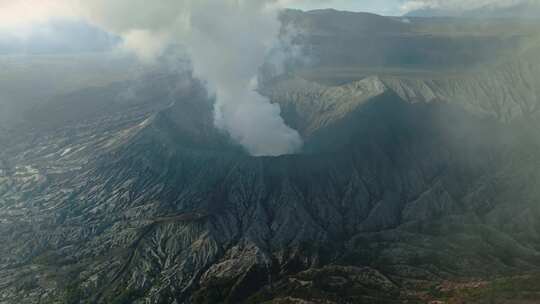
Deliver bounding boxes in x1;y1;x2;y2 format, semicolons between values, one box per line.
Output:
73;0;302;156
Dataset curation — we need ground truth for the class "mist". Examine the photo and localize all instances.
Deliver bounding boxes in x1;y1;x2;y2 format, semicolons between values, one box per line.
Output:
72;0;303;156
3;0;536;154
2;2;540;303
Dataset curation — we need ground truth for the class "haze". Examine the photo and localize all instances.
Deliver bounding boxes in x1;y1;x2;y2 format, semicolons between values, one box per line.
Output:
1;1;540;303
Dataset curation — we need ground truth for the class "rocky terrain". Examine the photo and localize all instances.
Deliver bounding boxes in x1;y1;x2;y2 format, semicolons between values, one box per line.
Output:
1;10;540;304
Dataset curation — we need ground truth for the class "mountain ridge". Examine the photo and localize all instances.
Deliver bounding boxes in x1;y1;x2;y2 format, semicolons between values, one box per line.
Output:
2;9;540;304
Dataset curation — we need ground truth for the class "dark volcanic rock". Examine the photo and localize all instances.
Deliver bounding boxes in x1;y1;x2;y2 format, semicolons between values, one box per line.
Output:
2;10;540;304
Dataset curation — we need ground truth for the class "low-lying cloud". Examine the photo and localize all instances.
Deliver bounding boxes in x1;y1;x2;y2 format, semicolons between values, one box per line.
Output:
8;0;534;156
80;0;304;156
1;0;303;156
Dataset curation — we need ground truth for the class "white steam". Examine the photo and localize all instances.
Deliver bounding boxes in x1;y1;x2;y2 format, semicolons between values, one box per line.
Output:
76;0;303;156
0;0;303;156
184;1;303;156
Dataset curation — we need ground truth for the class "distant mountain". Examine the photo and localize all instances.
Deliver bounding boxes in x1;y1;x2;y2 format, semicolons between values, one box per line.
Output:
2;9;540;304
277;9;537;84
406;0;540;18
282;9;409;35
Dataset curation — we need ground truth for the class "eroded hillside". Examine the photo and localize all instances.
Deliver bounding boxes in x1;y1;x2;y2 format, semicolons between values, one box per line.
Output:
1;10;540;304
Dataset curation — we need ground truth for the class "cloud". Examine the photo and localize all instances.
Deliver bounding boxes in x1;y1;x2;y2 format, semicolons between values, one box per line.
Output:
0;0;303;156
184;1;303;156
0;0;77;30
82;0;303;156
